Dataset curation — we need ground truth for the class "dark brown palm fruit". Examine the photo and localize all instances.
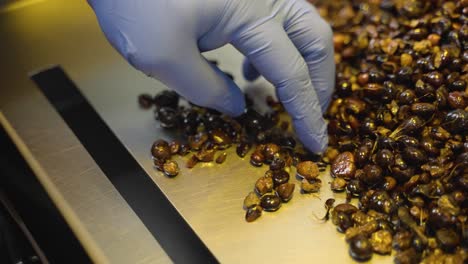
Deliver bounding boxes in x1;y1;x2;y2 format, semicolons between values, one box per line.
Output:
397;105;412;121
447;91;466;109
378;136;398;152
272;169;290;187
427;206;458;230
448;79;466;91
301;179;321;193
260;193;281;212
363;83;384;100
337;80;353;96
243;192;260;209
360;118;376;135
250;151;264;167
331;203;358;233
344;98;367;115
393;231;413;251
396;67;413;85
330;178;347;192
396;135;419;149
390;116;424;137
169;140;181;155
357;72;369;86
355;145;371;168
269;157;285;171
436;228;460;252
361;164;384;186
345;220;378;242
333;203;358;217
368;69;385;83
414;80;436;103
296;161;320;181
398;89;416;105
210;129;231;149
381;177;397;192
410;103;436;117
431;127;450;142
278;136;296;149
264;170;274;178
374;149;394;168
276;183;295;202
337;138;358;152
188;132;208;150
153;90;179;109
178;143;190;156
263;143;280;163
333;211;353;233
419;137;440;157
255;177;274;196
236;141;251;158
157;107;180;128
242;108;268;133
377;219;395;234
215;152;227;164
424;71;444;87
314;1;468;261
351;211;372;227
195;148;216;162
138;94;154;109
402;146;427;165
349;235;373;262
331;152;356;179
151;139;171;160
367;191;396;215
153;158;165;172
245;205;262;222
186;155;198;169
346;179;364;197
323;147;339;163
394;248;420;264
163;160;179;177
442;109;468;134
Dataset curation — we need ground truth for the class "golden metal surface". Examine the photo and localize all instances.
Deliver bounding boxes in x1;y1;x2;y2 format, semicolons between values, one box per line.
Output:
0;2;171;263
0;0;392;263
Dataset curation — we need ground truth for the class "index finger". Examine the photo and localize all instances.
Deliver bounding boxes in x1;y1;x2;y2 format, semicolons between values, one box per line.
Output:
232;21;328;153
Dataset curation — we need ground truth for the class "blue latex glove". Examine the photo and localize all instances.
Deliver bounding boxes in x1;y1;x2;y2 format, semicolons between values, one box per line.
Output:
88;0;335;153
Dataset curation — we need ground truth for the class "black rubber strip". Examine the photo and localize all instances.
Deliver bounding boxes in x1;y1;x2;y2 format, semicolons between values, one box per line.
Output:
0;125;92;264
31;66;218;264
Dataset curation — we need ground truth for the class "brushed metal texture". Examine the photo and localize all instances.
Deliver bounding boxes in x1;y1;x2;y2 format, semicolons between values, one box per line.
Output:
0;1;171;263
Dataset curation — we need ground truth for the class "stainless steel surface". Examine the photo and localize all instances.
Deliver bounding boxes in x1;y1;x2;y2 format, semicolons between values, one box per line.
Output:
0;1;171;263
0;0;391;263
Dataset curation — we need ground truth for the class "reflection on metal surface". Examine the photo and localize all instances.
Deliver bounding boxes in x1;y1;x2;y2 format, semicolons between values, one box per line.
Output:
0;112;108;264
31;66;217;263
0;0;45;13
0;1;172;262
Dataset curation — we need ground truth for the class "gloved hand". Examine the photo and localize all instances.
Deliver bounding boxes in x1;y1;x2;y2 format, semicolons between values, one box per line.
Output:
88;0;335;152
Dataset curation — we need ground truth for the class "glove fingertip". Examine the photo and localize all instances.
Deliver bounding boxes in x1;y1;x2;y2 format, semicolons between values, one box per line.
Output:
294;118;328;153
304;132;328;153
216;100;245;117
213;85;246;117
